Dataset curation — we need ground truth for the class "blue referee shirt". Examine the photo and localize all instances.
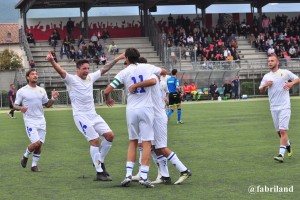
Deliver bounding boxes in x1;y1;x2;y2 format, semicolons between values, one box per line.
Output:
167;77;179;93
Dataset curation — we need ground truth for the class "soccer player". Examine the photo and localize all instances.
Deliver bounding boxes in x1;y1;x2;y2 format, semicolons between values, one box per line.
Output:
8;84;16;119
259;54;300;162
167;69;183;124
104;48;167;188
14;69;59;172
46;51;124;181
129;72;192;185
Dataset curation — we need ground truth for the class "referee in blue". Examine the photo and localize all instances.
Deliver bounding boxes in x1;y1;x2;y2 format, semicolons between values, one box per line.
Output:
167;69;183;124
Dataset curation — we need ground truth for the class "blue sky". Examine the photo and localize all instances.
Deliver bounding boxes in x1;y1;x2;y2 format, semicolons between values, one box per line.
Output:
1;0;300;22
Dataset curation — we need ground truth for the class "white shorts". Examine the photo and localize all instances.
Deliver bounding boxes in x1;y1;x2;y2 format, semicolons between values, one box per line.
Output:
153;115;168;149
271;109;291;131
126;107;154;141
74;114;112;141
25;121;46;143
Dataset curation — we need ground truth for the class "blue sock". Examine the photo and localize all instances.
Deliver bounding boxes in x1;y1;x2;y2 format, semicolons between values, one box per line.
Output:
167;109;173;117
177;109;182;121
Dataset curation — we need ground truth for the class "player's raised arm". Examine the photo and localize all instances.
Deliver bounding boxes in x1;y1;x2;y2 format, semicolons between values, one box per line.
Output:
46;51;67;79
100;52;125;76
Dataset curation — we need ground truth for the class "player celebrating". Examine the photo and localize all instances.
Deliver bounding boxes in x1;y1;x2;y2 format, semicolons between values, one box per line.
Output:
129;70;192;185
14;69;59;172
104;48;167;188
46;51;124;181
259;54;300;162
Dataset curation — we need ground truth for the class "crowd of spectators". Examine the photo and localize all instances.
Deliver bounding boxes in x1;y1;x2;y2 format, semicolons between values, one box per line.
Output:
45;28;115;66
160;14;241;63
249;14;300;59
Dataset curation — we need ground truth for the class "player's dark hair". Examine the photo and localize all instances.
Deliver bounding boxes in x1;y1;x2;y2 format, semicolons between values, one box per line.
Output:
76;59;90;69
125;48;140;64
138;57;147;63
25;68;37;83
171;69;178;75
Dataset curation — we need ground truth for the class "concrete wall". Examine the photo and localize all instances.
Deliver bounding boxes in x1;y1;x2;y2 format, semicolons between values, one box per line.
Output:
0;70;16;91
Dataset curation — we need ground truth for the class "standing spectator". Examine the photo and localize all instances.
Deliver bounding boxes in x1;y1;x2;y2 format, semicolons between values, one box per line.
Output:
222;80;232;99
232;76;240;99
8;84;16;119
102;28;110;42
259;54;300;162
168;14;174;27
66;18;75;40
14;69;59;172
209;80;219;100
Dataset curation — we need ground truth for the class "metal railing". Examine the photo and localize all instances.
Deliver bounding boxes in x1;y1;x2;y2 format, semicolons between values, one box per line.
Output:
19;28;33;61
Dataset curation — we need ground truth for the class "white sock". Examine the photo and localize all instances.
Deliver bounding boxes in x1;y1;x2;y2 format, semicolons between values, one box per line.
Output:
99;139;112;163
32;154;40;167
24;148;32;158
136;146;143;176
156;155;169;177
126;161;135;178
167;152;187;172
90;146;102;172
279;145;286;157
140;165;149;180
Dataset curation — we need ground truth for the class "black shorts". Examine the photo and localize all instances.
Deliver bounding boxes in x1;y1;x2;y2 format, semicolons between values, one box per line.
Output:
169;92;181;106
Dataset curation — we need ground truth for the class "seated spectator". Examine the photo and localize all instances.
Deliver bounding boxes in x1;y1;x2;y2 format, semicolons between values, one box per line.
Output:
248;33;256;47
289;45;297;58
222;80;232;99
87;41;96;58
60;44;70;59
209;81;219;100
267;45;275;56
95;41;103;55
77;48;84;59
226;52;234;61
100;53;107;65
186;33;194;46
52;29;60;40
77;34;85;48
223;47;231;58
29;60;35;68
26;30;35;45
48;34;57;48
227;34;237;48
90;33;98;46
93;54;100;66
108;41;119;55
63;35;71;49
69;46;76;61
190;82;201;101
102;28;110;41
183;82;192;101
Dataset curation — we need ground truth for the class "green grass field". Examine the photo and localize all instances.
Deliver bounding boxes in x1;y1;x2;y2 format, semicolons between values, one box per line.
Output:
1;98;300;200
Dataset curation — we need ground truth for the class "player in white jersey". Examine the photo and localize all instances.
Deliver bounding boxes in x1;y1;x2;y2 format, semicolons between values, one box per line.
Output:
129;65;192;185
14;69;59;172
46;51;124;181
104;48;167;188
259;54;300;162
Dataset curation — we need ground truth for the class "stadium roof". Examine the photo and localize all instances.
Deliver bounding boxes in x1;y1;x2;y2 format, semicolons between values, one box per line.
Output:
15;0;300;12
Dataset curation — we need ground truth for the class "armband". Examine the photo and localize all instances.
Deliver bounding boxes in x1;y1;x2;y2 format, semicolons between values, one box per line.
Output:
110;78;121;88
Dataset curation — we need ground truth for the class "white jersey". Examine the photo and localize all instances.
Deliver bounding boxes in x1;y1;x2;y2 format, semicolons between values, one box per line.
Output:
160;74;170;95
113;63;162;109
14;85;48;123
259;69;299;111
151;75;167;117
63;71;100;116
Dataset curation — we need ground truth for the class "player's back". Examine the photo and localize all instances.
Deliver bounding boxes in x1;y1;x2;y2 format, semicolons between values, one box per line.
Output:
117;63;161;109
